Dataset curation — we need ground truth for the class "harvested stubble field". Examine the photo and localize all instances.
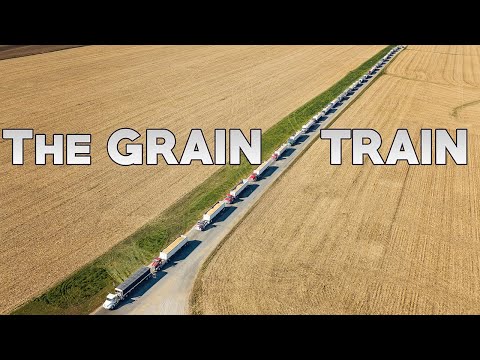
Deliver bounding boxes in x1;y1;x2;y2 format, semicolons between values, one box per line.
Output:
192;46;480;314
0;45;384;313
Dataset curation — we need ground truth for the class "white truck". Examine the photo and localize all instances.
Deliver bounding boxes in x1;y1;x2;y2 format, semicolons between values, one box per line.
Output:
224;179;249;204
325;101;336;112
301;119;315;133
196;201;226;231
160;235;189;261
249;158;274;182
287;130;302;146
102;266;153;310
271;143;289;161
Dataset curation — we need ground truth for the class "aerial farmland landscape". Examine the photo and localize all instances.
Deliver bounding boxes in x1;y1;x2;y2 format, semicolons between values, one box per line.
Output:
0;45;384;314
0;44;477;315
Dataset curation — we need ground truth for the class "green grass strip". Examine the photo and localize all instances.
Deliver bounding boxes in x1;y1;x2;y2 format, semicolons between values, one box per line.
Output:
13;45;394;315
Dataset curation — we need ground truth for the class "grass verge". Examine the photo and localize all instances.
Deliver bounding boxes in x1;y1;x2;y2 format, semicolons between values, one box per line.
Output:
13;45;394;315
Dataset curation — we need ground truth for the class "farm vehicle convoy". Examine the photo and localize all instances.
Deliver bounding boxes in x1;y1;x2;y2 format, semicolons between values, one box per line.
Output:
102;46;405;310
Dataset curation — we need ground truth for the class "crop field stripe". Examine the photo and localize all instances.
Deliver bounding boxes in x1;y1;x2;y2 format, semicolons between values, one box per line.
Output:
13;45;394;315
189;47;400;315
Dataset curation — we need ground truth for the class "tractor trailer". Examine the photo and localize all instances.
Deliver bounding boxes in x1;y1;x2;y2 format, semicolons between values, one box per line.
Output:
148;257;164;273
160;235;189;261
196;201;226;231
288;130;302;146
272;143;289;161
225;179;249;204
325;101;336;113
301;119;315;133
102;266;152;310
102;234;189;310
249;158;274;182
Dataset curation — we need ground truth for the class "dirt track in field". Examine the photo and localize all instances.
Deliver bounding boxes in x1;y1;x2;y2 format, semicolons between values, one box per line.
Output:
0;46;82;60
0;45;383;313
192;46;480;314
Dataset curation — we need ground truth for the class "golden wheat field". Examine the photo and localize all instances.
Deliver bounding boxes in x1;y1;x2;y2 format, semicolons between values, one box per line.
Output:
192;46;480;314
0;45;384;313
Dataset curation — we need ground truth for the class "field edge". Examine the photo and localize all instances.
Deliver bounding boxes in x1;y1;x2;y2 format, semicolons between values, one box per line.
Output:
0;45;85;61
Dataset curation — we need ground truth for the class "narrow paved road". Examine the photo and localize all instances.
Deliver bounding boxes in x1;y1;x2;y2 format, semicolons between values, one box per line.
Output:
94;48;403;315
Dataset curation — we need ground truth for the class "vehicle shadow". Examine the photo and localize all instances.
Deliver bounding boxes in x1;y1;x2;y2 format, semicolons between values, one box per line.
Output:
295;134;309;145
114;240;202;309
212;205;237;223
309;123;321;133
302;123;321;134
278;147;295;160
237;183;260;199
116;271;167;308
260;165;279;179
167;240;201;263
